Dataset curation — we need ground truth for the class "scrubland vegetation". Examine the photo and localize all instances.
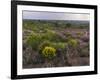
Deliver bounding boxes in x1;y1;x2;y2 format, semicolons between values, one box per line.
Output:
23;20;89;68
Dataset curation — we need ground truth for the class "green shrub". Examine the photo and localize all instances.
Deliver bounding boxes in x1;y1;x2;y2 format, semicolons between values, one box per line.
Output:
66;23;72;28
41;30;58;41
52;42;67;50
38;41;52;53
42;46;56;59
76;32;84;36
79;47;89;57
65;32;72;37
41;30;66;42
26;33;42;50
39;41;68;54
67;38;78;47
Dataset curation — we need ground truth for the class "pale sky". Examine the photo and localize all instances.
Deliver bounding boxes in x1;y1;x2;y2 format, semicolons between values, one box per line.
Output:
23;11;90;21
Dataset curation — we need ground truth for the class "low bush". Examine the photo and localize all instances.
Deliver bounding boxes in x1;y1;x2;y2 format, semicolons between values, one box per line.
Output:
39;41;67;52
52;42;67;50
42;46;56;59
76;32;84;36
67;38;78;48
65;32;72;37
41;30;66;42
79;48;89;57
38;41;52;53
78;44;89;57
26;33;42;50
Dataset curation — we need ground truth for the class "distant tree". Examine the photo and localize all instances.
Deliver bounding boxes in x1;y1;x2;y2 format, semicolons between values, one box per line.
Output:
66;23;71;28
54;23;59;27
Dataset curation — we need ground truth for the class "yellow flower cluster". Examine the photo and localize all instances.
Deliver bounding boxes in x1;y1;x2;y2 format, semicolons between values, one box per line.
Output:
42;46;56;59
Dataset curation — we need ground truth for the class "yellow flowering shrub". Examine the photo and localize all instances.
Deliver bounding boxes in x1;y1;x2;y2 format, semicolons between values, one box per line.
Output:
42;46;56;59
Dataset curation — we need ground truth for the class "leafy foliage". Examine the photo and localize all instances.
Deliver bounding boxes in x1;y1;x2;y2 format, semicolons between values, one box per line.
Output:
26;33;42;50
76;32;84;36
38;41;52;53
67;38;78;47
52;42;67;50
